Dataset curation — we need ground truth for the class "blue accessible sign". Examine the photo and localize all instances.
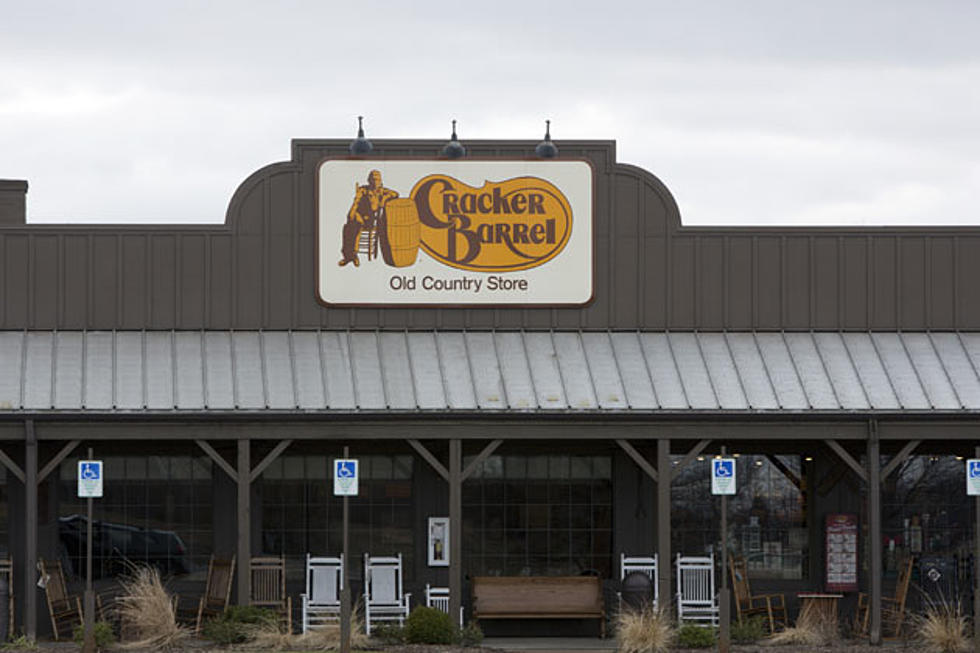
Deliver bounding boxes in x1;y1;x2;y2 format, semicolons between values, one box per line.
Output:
711;458;736;495
967;459;980;496
334;458;359;496
78;460;103;498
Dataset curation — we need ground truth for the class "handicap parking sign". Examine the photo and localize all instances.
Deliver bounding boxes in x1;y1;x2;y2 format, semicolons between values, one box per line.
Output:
711;458;736;495
78;460;103;498
334;459;359;496
967;459;980;496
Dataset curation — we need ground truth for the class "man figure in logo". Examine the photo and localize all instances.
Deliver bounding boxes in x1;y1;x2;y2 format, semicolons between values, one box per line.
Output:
339;169;399;266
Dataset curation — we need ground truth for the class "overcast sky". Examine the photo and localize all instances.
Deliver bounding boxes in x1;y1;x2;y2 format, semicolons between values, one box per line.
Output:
2;1;978;225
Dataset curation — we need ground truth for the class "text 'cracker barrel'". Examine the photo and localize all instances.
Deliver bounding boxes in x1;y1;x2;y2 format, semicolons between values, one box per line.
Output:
382;198;421;268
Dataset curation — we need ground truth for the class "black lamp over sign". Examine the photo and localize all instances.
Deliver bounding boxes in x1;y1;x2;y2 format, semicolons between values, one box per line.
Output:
535;119;558;158
349;116;373;155
441;120;466;159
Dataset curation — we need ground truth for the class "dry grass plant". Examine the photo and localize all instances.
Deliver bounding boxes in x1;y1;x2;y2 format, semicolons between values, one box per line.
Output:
913;597;970;653
246;609;368;651
769;599;840;647
112;564;189;650
615;605;675;653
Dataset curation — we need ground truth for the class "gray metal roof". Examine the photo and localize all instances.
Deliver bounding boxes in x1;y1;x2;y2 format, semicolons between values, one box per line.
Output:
1;331;980;413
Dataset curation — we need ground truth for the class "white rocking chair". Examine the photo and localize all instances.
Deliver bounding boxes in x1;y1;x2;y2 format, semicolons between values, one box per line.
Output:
618;553;659;610
363;553;411;635
425;584;463;626
676;553;719;627
301;554;343;633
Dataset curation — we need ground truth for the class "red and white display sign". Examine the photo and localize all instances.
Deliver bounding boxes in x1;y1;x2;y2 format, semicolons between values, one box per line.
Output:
825;513;858;591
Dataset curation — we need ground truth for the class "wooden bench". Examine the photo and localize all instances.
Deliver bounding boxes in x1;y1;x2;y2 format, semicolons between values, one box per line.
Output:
472;576;605;637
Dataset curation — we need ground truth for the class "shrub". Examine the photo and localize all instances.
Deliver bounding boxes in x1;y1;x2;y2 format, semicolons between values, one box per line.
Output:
675;624;715;648
371;623;406;645
731;616;767;644
72;621;116;650
770;621;836;647
615;605;674;653
403;606;455;645
914;599;970;653
202;606;278;644
459;621;484;647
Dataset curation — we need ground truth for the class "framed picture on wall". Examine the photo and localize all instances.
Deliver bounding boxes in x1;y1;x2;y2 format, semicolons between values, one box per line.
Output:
428;517;449;566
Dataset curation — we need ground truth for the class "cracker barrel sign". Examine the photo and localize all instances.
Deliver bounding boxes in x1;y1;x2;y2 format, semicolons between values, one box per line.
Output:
317;160;593;306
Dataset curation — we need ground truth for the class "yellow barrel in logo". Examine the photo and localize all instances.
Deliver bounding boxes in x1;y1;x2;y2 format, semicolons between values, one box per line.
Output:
382;198;421;268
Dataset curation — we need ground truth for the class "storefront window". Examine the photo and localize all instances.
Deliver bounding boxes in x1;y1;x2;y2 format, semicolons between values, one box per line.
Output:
58;454;213;580
462;454;613;577
673;454;806;580
260;454;414;579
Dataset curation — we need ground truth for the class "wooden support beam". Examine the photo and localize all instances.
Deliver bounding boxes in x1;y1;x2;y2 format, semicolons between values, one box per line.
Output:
237;439;250;606
462;439;503;482
449;439;462;628
616;439;657;482
196;439;238;482
25;420;37;640
825;439;868;484
868;426;882;644
671;439;712;481
249;439;293;483
765;454;802;490
0;447;24;483
817;464;848;497
38;439;81;483
656;439;671;608
407;439;448;482
881;440;921;480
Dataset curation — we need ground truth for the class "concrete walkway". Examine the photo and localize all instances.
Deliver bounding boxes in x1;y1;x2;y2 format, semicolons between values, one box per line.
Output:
483;637;617;652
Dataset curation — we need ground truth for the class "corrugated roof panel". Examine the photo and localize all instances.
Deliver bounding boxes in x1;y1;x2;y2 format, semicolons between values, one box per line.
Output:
53;332;83;409
783;333;839;409
291;332;326;409
581;333;627;409
405;332;446;410
639;333;687;409
232;332;265;409
698;333;747;409
871;333;930;409
203;332;235;409
435;332;477;409
931;333;980;409
813;333;868;409
263;332;297;409
609;333;657;409
23;332;53;409
319;332;355;409
552;332;597;409
726;333;778;409
523;332;567;409
754;334;807;409
349;332;386;409
174;332;205;410
902;333;961;409
378;332;416;410
83;332;113;409
840;333;899;410
465;332;506;409
145;332;174;409
114;332;144;409
668;333;718;409
496;332;537;410
0;332;23;410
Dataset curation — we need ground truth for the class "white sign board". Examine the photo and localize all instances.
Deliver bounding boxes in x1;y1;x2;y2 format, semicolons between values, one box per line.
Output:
78;460;103;498
333;458;359;496
967;459;980;496
317;159;593;306
711;458;736;495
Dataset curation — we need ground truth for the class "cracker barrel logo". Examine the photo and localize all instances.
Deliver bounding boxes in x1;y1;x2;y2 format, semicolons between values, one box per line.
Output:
338;170;572;272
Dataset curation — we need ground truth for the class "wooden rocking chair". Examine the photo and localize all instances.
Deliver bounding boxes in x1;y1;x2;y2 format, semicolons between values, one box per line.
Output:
729;556;787;632
250;556;292;633
38;559;83;641
855;556;913;639
177;555;236;633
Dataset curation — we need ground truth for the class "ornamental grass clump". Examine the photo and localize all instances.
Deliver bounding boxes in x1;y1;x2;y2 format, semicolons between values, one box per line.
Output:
914;598;970;653
615;605;674;653
113;564;188;650
248;609;368;651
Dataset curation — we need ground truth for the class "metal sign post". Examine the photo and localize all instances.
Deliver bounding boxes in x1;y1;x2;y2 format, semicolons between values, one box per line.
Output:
712;450;735;653
334;450;358;653
970;451;980;653
77;451;102;653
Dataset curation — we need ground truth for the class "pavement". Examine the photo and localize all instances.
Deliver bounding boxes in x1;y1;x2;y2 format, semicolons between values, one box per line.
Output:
483;637;617;652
